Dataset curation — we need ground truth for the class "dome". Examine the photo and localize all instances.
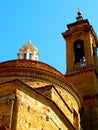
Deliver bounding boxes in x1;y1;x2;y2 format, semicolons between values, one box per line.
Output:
0;59;63;78
0;59;82;108
0;59;82;130
19;40;38;52
0;59;67;87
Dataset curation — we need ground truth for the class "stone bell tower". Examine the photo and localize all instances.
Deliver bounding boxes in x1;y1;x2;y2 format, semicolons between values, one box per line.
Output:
62;10;98;130
62;9;98;74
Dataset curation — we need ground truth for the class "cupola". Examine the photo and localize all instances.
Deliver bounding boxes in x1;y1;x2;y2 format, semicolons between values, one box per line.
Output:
17;40;39;61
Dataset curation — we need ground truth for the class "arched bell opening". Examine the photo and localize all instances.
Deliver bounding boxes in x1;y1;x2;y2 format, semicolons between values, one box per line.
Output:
74;40;86;63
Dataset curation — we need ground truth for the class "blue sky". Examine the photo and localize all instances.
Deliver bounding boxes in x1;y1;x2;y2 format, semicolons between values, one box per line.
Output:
0;1;98;74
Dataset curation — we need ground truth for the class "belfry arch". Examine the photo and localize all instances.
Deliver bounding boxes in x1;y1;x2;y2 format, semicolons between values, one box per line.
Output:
74;40;86;63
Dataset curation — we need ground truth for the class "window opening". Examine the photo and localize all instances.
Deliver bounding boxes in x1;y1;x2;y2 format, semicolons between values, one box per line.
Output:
74;40;86;63
23;53;26;59
29;53;32;60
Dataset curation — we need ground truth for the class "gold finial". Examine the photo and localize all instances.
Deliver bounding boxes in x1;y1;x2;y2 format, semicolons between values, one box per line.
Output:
28;40;32;45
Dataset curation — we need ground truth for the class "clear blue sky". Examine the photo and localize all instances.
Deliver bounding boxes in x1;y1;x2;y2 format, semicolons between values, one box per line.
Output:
0;1;98;73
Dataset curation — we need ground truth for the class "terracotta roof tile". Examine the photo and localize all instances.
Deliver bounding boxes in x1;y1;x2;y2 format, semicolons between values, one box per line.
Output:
0;59;64;78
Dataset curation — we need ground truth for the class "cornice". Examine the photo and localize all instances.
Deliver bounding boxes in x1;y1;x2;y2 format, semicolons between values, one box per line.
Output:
65;67;96;77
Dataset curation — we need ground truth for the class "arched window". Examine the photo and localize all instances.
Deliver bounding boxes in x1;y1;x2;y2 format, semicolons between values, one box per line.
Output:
29;53;32;60
23;53;26;59
74;40;86;63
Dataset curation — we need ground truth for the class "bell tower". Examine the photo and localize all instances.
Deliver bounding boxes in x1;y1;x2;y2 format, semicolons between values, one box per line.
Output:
63;10;98;130
62;9;98;74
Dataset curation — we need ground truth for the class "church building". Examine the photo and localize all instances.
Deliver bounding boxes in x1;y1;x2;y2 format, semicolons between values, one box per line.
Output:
0;10;98;130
